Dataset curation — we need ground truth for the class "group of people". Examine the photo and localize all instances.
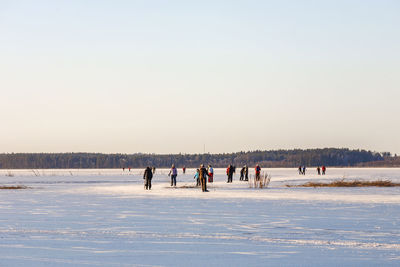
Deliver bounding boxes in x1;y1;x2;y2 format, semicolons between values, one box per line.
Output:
143;164;263;192
193;165;214;192
144;164;327;190
317;165;326;175
298;165;306;175
298;165;327;175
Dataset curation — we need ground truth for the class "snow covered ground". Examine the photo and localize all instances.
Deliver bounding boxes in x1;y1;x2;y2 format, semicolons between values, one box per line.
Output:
0;168;399;266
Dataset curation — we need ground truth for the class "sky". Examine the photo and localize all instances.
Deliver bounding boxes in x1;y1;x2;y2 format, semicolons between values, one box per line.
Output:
0;0;399;154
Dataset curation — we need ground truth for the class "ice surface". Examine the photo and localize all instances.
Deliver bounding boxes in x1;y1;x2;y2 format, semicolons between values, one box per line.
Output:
0;168;399;266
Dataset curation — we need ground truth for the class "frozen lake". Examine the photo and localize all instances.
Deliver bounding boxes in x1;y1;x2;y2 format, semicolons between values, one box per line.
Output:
0;168;399;266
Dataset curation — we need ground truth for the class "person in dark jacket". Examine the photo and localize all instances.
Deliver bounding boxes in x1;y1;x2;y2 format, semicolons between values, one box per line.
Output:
143;166;153;190
240;167;245;181
227;164;234;183
255;164;261;181
199;164;209;192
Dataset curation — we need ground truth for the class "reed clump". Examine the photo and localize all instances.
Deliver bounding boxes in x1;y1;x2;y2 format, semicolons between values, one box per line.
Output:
248;172;271;189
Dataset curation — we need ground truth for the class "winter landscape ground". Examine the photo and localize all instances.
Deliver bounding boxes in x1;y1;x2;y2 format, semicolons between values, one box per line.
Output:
0;168;399;266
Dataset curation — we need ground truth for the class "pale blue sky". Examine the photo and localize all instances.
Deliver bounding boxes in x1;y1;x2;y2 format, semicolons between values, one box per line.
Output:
1;0;399;154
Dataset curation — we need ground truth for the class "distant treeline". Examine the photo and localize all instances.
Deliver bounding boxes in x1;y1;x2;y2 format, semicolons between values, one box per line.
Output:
0;148;395;169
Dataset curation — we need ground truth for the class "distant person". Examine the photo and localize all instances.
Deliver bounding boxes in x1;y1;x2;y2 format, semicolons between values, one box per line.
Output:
233;165;236;174
199;164;209;192
143;166;153;190
123;167;125;171
302;165;306;175
169;164;178;187
152;167;156;174
208;165;214;183
322;165;326;175
128;167;131;172
240;166;245;181
255;164;261;181
183;166;186;174
298;166;302;175
194;169;200;186
227;164;234;183
244;165;249;181
317;166;321;175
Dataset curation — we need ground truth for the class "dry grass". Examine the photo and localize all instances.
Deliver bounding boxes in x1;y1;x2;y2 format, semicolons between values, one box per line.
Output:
248;172;271;189
0;185;29;190
287;179;400;188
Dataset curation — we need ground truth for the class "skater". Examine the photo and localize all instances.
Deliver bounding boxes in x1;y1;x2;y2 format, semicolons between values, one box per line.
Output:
168;164;177;187
199;164;209;192
302;165;306;175
244;165;249;181
255;164;261;181
317;166;321;175
152;167;156;174
143;166;153;190
240;166;245;181
194;169;200;186
183;166;186;174
322;165;326;175
208;165;214;183
298;166;302;175
226;164;234;183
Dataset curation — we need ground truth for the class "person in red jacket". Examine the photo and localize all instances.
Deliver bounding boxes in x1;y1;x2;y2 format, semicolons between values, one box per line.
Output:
226;164;234;183
255;164;261;181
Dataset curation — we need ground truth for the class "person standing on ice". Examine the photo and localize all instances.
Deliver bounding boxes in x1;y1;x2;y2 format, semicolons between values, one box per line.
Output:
302;165;306;175
143;166;153;190
199;164;209;192
194;169;200;186
183;166;186;174
244;165;249;181
322;165;326;175
240;166;245;181
208;165;214;183
168;164;178;187
226;164;234;183
255;164;261;181
317;166;321;175
298;166;302;175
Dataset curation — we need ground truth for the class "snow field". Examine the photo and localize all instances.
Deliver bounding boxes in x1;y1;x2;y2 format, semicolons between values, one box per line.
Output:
0;168;399;266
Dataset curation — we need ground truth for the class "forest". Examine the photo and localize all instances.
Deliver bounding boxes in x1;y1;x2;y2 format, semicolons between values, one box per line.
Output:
0;148;395;169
